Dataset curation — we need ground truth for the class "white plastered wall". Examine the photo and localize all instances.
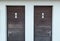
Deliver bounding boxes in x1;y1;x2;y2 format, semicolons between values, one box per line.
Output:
0;1;60;41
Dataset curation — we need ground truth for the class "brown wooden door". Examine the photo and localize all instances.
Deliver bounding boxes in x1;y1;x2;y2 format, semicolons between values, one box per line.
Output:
34;6;52;41
7;6;25;41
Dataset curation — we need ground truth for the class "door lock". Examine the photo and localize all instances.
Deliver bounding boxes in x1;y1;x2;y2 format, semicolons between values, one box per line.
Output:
42;13;44;19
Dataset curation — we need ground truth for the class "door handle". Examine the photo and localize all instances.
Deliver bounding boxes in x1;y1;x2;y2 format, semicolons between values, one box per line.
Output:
8;31;12;37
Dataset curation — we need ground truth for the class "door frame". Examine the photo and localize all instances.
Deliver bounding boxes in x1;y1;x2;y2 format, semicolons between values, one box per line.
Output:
6;5;25;41
34;5;53;41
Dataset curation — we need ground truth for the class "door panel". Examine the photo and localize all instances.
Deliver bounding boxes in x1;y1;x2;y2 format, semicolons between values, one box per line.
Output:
34;6;52;41
7;6;25;41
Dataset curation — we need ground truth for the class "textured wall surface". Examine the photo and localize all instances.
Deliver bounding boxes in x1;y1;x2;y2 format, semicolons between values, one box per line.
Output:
0;0;60;1
0;1;60;41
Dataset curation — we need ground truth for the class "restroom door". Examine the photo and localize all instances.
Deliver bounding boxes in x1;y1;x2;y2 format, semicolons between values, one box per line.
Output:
7;6;25;41
34;6;52;41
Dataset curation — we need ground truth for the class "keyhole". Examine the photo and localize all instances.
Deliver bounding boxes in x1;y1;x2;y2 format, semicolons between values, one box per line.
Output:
15;12;17;19
42;13;44;19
